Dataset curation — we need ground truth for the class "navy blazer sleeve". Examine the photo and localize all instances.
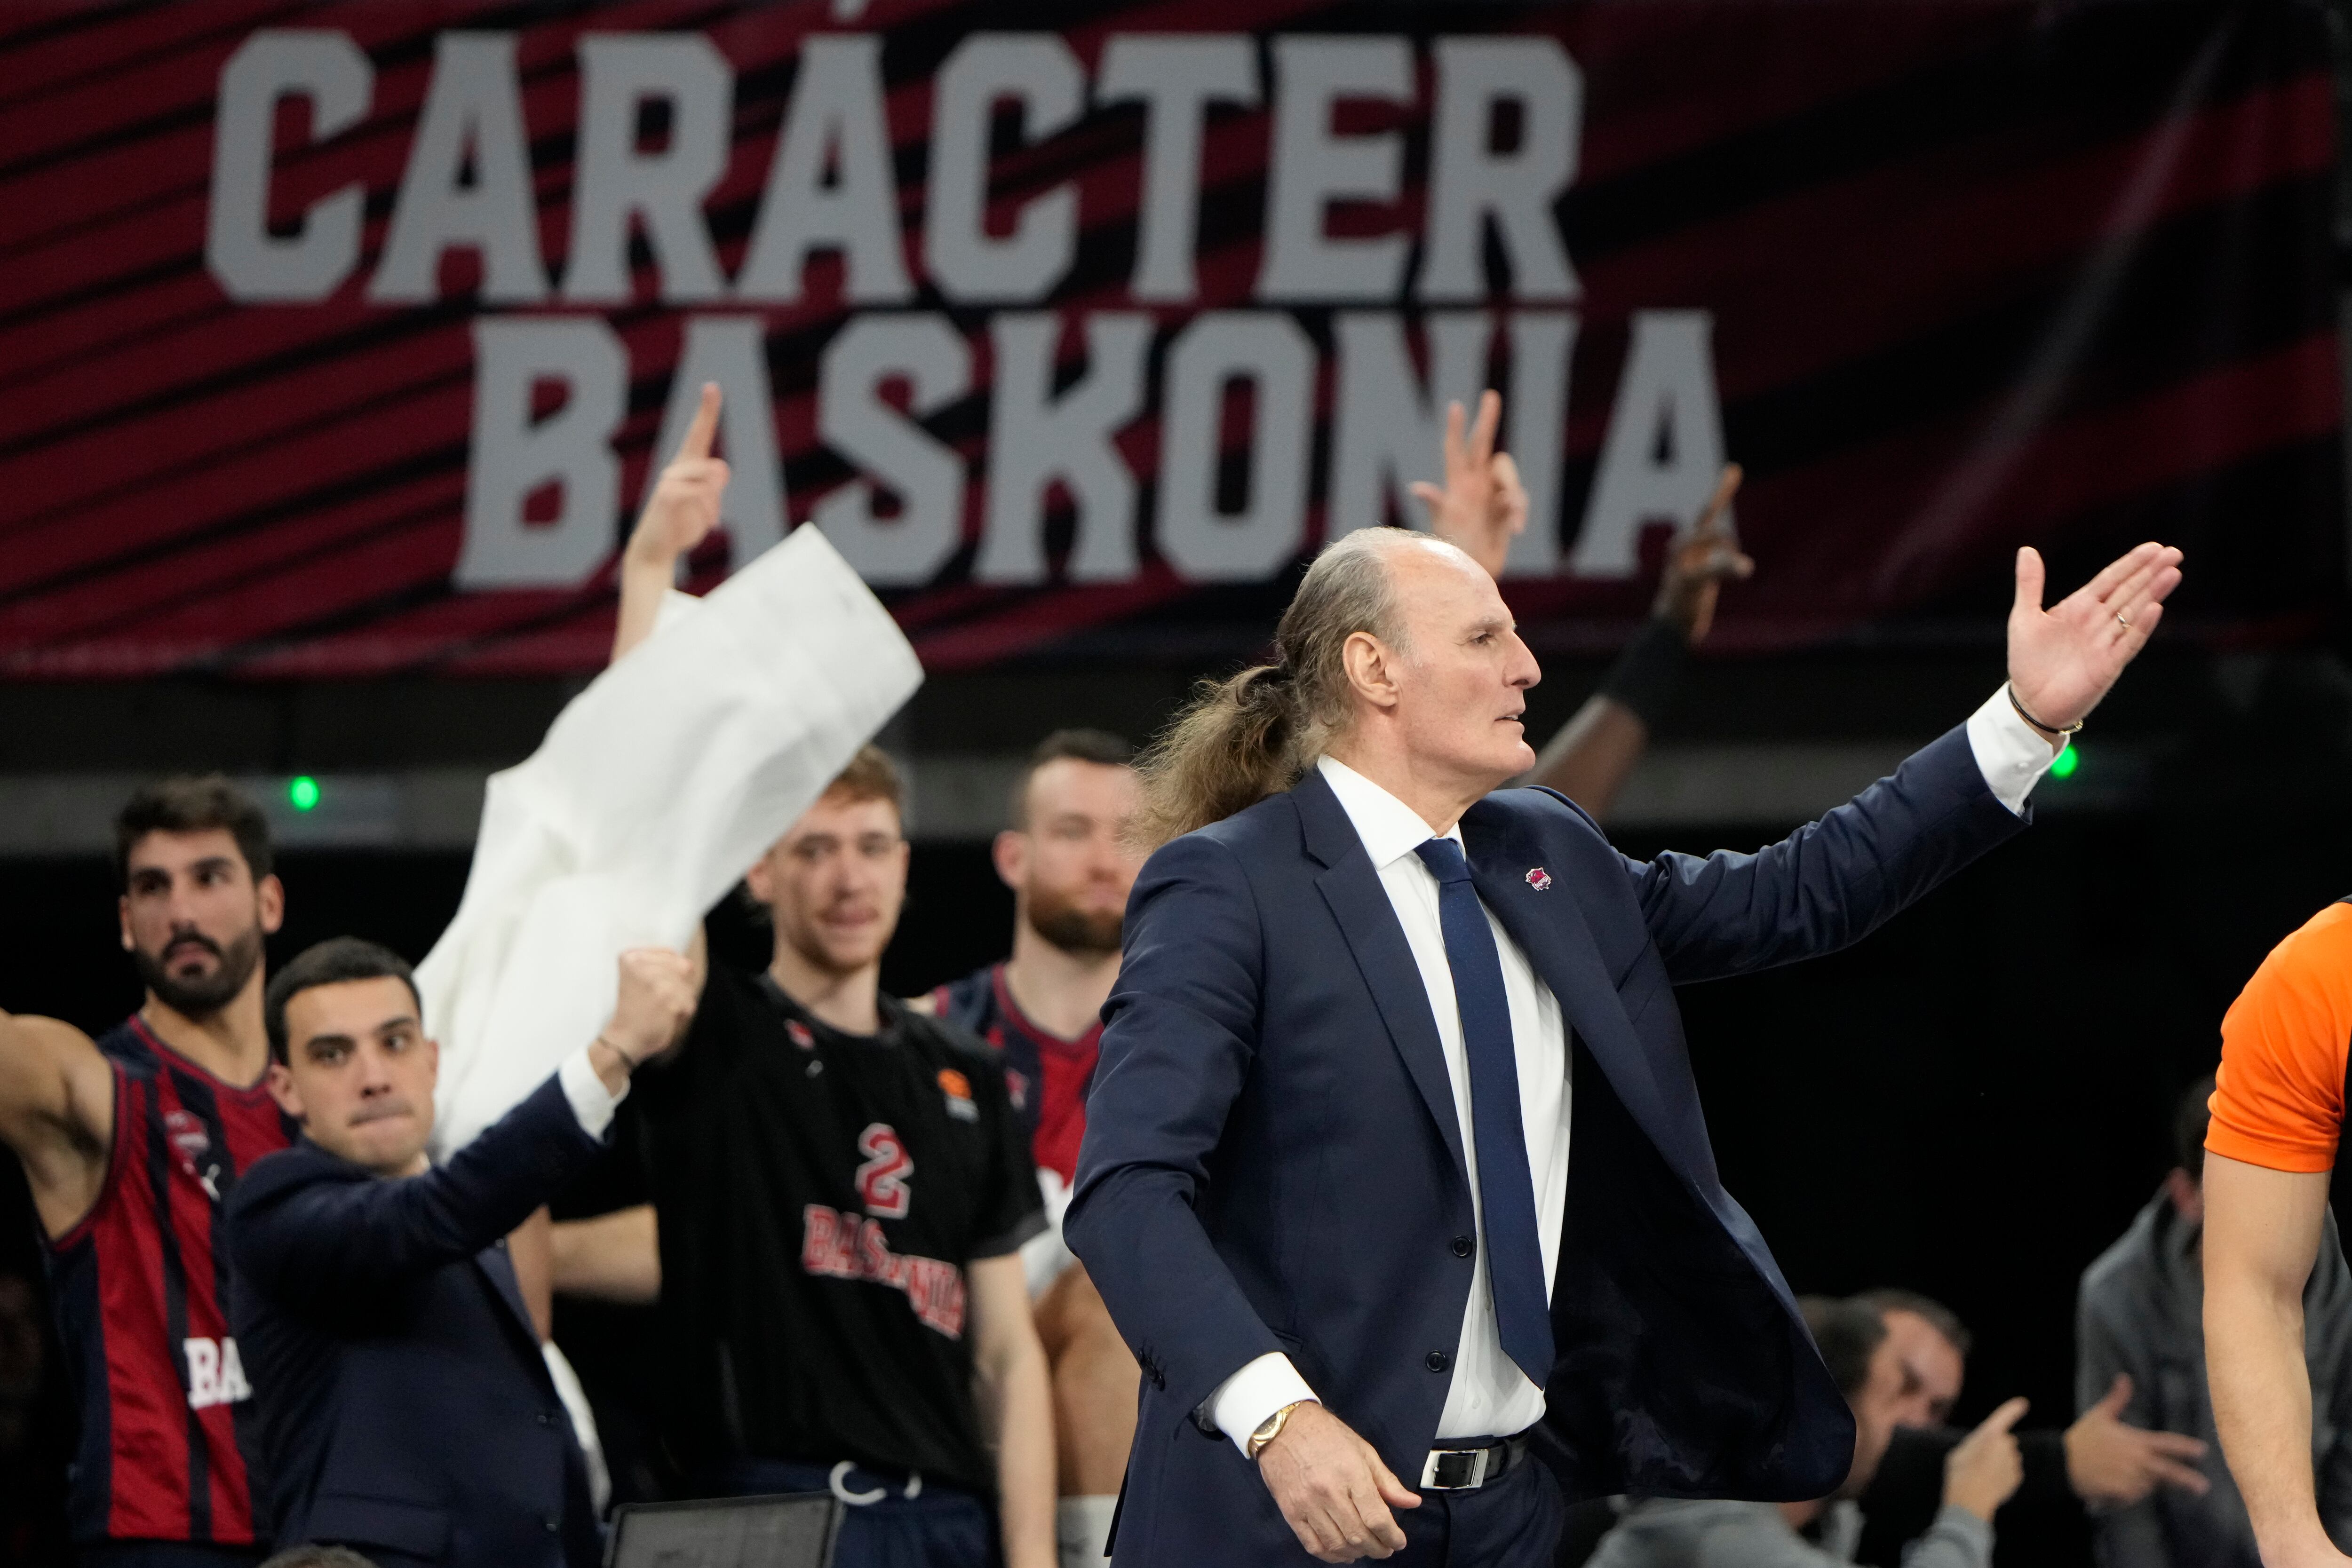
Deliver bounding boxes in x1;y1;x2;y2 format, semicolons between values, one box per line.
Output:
1065;830;1285;1424
1617;723;2027;984
228;1073;603;1316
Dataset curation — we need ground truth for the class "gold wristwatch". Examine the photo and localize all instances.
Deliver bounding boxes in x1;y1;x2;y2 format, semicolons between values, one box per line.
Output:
1247;1400;1312;1461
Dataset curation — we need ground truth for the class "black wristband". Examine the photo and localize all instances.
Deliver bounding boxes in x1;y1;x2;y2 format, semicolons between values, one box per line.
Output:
1597;615;1691;729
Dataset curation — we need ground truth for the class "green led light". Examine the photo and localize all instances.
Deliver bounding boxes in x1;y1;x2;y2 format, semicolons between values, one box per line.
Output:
2048;744;2079;781
287;776;322;812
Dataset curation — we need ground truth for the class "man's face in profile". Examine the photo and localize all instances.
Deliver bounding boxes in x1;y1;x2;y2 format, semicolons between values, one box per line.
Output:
1879;1307;1966;1428
1841;1330;1916;1498
1382;542;1542;792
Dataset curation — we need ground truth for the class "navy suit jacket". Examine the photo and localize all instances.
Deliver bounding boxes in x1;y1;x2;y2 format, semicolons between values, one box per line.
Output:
1065;725;2029;1566
227;1075;606;1568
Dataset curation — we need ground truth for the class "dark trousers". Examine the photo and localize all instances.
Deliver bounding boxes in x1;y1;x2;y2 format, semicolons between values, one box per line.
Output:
701;1458;998;1568
1384;1455;1564;1568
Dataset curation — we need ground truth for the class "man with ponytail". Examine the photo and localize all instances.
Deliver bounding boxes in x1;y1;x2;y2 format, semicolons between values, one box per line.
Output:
1066;525;2182;1566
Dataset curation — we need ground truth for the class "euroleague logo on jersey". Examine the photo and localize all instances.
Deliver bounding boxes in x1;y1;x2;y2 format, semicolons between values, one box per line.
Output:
938;1068;980;1123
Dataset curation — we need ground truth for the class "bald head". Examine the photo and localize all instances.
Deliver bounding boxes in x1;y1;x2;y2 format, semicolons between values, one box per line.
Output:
1132;525;1542;843
1319;528;1542;819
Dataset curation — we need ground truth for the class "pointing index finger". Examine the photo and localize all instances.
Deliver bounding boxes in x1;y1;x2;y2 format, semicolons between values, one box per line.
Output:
1467;388;1501;470
1978;1396;2031;1437
676;381;722;463
1694;463;1743;539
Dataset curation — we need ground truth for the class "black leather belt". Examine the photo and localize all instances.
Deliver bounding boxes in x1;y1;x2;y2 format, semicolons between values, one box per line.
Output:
1417;1433;1528;1491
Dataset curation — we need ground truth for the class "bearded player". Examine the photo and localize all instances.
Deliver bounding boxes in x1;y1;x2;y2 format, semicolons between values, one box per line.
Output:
0;777;295;1566
920;731;1146;1568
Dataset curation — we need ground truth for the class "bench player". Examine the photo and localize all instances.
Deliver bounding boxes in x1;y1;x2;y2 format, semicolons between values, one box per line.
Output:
0;778;294;1566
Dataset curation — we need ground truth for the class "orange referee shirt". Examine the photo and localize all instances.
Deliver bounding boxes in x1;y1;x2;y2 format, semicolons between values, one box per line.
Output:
2208;900;2352;1174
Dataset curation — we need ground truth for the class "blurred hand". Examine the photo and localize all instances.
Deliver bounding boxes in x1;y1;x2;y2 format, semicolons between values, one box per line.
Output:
603;948;698;1065
1413;390;1526;581
2006;541;2184;736
2065;1375;2209;1507
1943;1396;2029;1522
1651;465;1754;644
627;382;729;569
1256;1401;1421;1561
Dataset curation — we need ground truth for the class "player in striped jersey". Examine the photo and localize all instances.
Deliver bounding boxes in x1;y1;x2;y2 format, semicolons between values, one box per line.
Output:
0;777;294;1568
920;730;1142;1568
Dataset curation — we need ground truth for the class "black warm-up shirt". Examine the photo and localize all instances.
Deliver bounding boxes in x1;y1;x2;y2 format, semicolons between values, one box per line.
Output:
625;966;1044;1493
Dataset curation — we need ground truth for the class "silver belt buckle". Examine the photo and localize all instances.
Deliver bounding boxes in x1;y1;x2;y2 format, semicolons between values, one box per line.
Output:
1419;1445;1493;1491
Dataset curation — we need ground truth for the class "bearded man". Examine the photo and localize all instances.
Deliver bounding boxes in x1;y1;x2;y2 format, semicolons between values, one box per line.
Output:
0;776;295;1566
921;730;1146;1568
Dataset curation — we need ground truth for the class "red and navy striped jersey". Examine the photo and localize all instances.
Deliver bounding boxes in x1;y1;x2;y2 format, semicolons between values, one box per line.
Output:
42;1015;295;1547
930;964;1099;1186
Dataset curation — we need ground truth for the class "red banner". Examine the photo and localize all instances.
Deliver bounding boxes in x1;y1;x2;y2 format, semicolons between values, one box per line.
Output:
0;1;2339;677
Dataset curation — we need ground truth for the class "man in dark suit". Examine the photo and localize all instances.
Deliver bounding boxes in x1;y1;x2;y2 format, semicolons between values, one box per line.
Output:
226;936;693;1568
1067;525;2182;1567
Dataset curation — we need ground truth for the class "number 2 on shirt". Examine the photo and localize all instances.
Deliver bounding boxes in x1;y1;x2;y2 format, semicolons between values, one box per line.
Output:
855;1124;914;1219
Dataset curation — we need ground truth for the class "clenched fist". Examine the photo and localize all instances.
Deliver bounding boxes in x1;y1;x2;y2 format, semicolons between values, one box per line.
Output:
602;948;699;1066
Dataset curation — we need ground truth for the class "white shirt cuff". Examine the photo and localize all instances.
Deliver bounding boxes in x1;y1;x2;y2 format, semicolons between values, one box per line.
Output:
558;1048;627;1138
1965;686;2060;817
1208;1352;1319;1457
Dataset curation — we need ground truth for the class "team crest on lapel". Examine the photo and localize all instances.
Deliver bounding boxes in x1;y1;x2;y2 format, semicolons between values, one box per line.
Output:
1525;867;1553;892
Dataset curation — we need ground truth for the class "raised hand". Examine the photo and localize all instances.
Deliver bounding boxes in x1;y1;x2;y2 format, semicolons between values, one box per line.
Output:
2007;541;2184;736
1413;390;1526;581
1652;464;1753;644
2064;1374;2210;1507
1943;1395;2030;1522
1256;1401;1421;1561
602;948;699;1065
627;381;729;570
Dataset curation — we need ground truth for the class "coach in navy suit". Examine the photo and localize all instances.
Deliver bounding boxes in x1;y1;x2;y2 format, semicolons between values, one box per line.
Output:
1067;527;2182;1566
227;937;695;1568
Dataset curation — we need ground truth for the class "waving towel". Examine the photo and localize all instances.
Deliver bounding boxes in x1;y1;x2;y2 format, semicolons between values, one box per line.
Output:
420;525;922;1157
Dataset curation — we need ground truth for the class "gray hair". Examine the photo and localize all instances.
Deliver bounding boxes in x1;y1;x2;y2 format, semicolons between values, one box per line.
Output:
1134;529;1438;846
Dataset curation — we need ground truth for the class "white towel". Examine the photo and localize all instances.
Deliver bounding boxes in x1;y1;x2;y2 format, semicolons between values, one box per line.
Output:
420;525;922;1158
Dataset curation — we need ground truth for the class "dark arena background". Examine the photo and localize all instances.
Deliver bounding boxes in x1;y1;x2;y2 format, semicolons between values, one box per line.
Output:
7;2;2352;1565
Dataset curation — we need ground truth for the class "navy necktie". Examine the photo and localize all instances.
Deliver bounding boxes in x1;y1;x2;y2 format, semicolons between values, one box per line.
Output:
1413;836;1555;1389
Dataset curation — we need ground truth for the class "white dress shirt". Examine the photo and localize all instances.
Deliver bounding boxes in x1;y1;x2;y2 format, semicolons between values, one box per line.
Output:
556;1047;628;1137
1207;687;2058;1455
